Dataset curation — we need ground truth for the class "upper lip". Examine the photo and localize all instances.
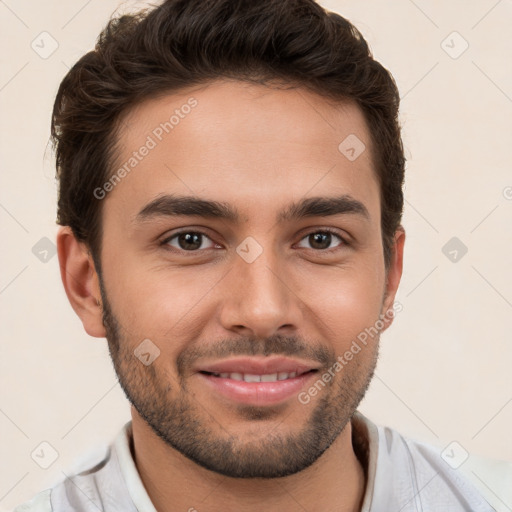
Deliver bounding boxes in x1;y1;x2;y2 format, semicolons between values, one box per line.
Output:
195;356;320;376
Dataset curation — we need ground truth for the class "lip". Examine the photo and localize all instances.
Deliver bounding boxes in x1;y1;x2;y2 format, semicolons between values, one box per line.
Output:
197;371;318;406
195;356;320;376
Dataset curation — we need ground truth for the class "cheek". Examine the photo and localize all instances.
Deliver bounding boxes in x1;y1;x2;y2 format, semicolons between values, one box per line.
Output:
103;256;220;345
300;264;385;347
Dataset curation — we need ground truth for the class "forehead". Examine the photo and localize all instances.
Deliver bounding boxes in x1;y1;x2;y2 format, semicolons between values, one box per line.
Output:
108;80;379;224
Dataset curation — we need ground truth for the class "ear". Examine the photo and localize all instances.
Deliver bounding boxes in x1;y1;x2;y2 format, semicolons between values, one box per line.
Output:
380;226;405;331
56;226;106;338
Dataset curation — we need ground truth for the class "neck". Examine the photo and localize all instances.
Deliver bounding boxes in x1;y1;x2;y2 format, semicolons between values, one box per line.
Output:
131;409;366;512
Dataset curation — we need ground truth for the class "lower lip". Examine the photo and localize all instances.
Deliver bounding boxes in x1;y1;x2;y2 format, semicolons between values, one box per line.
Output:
197;371;317;406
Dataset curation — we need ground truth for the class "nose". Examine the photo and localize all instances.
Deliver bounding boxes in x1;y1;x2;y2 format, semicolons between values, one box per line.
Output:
219;244;303;339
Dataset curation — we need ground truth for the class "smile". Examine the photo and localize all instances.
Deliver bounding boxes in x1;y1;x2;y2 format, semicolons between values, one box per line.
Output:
197;369;319;406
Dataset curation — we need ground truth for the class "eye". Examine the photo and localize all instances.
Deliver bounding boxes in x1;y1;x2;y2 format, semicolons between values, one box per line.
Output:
162;231;218;252
296;229;347;251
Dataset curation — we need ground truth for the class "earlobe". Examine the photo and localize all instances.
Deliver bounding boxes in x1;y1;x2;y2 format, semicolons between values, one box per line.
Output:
381;227;406;330
56;226;106;338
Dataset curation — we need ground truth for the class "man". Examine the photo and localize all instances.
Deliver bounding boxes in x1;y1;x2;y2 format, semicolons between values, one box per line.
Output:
14;0;509;511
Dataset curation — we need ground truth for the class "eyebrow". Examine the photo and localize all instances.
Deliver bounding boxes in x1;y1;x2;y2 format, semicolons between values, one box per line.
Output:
134;194;370;224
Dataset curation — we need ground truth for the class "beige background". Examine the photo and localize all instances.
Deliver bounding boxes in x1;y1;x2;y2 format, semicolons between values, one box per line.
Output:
1;0;511;509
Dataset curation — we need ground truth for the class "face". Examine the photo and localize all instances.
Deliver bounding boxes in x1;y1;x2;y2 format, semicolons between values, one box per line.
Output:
95;80;402;478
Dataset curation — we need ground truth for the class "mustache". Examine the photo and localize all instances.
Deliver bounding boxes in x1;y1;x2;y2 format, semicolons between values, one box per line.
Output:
176;334;334;376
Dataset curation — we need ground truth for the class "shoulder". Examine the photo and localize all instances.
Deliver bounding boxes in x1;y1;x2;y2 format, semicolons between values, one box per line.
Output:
12;489;52;512
354;412;510;511
12;448;113;512
459;451;512;512
11;431;117;512
400;432;512;511
12;421;138;512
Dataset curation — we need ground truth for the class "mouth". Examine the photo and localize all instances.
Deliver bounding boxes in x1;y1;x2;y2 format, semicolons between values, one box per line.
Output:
196;367;320;406
198;368;316;382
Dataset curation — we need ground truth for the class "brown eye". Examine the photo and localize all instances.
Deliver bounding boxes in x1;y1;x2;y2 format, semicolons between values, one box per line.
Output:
297;230;346;251
164;231;216;251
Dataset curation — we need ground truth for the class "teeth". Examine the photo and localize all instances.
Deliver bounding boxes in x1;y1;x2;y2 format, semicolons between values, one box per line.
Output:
211;371;301;381
244;374;261;382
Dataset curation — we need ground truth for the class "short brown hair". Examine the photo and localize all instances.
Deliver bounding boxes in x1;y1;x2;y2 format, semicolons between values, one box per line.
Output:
52;0;405;270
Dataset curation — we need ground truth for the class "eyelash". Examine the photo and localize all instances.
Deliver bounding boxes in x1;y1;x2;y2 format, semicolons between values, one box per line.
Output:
160;228;349;254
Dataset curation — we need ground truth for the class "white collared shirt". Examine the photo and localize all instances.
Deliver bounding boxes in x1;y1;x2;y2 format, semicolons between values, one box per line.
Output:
13;412;511;511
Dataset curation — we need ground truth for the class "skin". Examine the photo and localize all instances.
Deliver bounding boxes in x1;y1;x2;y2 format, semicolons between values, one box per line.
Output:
57;80;405;512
